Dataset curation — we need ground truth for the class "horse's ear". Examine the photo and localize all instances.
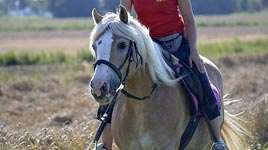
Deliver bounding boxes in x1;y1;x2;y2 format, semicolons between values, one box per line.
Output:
92;8;103;24
119;5;128;24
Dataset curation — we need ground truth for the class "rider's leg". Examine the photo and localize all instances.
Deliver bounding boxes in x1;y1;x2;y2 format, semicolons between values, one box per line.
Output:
192;70;224;144
188;65;228;150
210;117;229;150
210;116;221;140
193;66;228;150
173;38;228;149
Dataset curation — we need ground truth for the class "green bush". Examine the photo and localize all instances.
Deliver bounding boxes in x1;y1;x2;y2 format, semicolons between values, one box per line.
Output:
16;52;40;65
0;39;266;67
49;52;67;63
1;51;17;66
199;39;268;56
0;51;95;66
77;50;95;62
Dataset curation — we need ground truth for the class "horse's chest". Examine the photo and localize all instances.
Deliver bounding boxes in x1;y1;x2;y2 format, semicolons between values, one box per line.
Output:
113;125;166;150
112;105;180;150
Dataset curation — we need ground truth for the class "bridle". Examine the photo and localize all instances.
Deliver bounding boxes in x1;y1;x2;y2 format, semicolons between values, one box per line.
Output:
93;40;157;101
94;41;135;85
89;40;157;150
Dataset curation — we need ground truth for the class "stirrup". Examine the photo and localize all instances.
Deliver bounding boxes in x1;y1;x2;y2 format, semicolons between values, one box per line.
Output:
211;140;229;150
93;143;108;150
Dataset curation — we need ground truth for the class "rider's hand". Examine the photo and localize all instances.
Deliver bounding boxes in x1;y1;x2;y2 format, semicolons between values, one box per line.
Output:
189;49;205;74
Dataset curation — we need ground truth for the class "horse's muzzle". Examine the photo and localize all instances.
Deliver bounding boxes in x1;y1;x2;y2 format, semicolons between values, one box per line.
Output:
90;80;116;105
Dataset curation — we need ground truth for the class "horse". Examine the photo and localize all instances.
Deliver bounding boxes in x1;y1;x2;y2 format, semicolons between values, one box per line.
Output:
89;6;246;150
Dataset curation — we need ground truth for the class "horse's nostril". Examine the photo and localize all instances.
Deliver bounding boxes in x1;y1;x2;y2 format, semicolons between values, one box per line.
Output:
100;82;110;94
101;82;108;92
90;80;110;99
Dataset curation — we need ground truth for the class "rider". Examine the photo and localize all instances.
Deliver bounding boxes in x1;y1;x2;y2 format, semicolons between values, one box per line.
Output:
96;0;228;149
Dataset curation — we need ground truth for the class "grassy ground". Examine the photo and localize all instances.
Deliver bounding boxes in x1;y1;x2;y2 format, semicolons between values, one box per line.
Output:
0;13;268;149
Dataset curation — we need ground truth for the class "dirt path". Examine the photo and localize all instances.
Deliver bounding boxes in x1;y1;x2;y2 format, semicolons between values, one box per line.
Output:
0;30;89;53
197;26;268;44
1;26;268;53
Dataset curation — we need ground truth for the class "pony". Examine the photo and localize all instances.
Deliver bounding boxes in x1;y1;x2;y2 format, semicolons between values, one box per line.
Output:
89;5;247;150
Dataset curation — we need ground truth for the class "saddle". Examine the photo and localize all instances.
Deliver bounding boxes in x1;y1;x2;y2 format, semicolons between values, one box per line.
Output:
162;50;221;150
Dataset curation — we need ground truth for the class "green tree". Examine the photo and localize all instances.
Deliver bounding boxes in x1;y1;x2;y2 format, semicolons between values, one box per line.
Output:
191;0;237;14
0;0;8;15
49;0;119;18
263;0;268;6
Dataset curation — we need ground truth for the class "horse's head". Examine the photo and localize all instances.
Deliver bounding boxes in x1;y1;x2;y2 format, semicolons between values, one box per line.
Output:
89;6;143;105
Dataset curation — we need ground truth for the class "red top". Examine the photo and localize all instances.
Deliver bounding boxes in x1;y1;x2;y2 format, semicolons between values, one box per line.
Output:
132;0;185;38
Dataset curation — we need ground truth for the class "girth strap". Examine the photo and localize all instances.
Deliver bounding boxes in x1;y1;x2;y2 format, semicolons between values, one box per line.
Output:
179;77;201;150
179;115;201;150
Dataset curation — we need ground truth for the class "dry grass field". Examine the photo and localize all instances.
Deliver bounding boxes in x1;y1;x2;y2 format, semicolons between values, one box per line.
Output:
0;13;268;149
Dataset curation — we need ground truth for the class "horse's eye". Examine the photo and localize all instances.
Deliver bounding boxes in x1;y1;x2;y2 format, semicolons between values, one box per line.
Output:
117;42;128;50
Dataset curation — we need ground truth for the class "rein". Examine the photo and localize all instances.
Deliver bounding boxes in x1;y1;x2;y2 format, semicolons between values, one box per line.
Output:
88;85;122;150
93;41;157;101
89;40;158;149
121;83;157;100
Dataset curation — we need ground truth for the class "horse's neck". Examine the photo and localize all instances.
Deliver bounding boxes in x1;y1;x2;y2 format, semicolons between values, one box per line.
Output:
122;65;189;114
114;65;191;143
125;66;154;99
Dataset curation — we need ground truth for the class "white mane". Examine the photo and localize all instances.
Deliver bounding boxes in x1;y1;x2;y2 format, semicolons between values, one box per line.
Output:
90;12;178;86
